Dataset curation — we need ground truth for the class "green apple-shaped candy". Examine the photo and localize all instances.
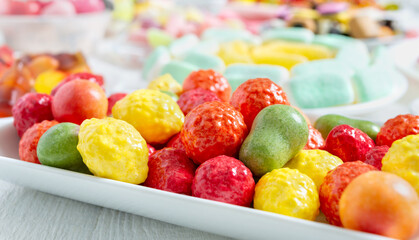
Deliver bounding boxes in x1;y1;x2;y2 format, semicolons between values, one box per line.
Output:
239;104;309;177
37;123;90;174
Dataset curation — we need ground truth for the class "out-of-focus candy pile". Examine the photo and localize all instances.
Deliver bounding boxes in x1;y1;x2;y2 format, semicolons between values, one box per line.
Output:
0;0;105;16
0;50;91;117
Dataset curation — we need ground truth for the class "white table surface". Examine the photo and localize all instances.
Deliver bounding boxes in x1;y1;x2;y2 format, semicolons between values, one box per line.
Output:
0;53;418;240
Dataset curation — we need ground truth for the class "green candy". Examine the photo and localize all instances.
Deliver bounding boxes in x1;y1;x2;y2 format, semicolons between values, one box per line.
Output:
160;60;198;84
314;114;381;141
262;27;314;43
239;105;309;177
183;51;225;73
37;123;91;174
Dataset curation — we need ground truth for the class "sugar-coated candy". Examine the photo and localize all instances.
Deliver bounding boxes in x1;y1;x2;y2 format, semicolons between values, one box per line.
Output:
183;51;225;73
160;60;198;84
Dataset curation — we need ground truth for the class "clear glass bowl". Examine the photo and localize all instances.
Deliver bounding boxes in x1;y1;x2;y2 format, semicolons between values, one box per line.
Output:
0;11;111;54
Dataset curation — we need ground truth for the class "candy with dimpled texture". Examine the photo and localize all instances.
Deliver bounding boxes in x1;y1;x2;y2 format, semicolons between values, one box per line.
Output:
183;69;231;102
177;88;220;116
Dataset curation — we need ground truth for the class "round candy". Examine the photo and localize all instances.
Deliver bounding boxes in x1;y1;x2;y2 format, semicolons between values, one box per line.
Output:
181;101;247;165
285;149;343;190
376;114;419;147
19;120;59;164
107;93;126;116
192;155;254;207
230;78;289;128
183;70;231;102
12;93;54;137
382;135;419;195
52;80;108;125
304;125;325;150
51;72;104;96
34;70;66;94
364;145;389;170
340;171;419;240
319;161;377;226
112;89;184;145
177;88;221;115
77;118;149;184
37;123;90;174
254;168;319;220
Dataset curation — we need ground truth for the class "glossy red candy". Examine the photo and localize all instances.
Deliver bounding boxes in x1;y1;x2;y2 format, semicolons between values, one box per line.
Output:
324;125;375;162
147;144;156;157
177;88;220;115
183;70;231;102
181;101;248;165
304;125;325;150
319;161;377;226
364;145;389;170
229;78;289;128
12;93;54;137
19;120;59;164
107;93;127;116
144;148;196;195
192;155;255;207
376;114;419;147
51;72;104;96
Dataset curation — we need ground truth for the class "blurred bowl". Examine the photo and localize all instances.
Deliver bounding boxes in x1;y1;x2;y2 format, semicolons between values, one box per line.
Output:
0;11;111;54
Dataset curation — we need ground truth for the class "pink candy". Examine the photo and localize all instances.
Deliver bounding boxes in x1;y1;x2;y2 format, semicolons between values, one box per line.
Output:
41;0;76;16
69;0;105;14
2;0;104;15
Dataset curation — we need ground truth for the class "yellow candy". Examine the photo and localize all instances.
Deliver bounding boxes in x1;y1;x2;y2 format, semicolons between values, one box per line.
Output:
254;168;319;220
218;41;254;66
148;74;182;96
382;135;419;195
34;70;66;94
285;150;343;190
263;42;334;60
112;89;184;144
77;118;149;184
251;47;308;70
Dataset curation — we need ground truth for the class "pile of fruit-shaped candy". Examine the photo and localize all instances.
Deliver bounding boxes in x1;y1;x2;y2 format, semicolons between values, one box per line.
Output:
14;69;419;240
0;0;105;16
144;27;401;110
0;52;90;118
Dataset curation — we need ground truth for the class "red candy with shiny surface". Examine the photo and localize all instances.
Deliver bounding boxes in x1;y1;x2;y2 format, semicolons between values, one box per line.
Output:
144;148;196;195
181;101;248;165
177;88;220;115
376;114;419;147
51;72;104;96
364;145;389;170
229;78;289;128
107;93;127;116
324;125;375;162
19;120;59;164
147;144;156;157
319;161;377;226
12;93;54;137
192;155;255;207
182;69;231;102
304;125;325;150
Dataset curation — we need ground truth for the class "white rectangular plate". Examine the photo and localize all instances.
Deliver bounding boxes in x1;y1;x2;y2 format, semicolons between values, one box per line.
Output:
0;117;390;240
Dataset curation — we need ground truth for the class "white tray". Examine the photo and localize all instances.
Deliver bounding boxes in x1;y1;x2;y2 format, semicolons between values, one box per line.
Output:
0;117;390;240
390;38;419;82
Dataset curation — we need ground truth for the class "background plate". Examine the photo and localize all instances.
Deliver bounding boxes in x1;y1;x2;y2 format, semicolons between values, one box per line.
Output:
390;38;419;82
0;118;391;240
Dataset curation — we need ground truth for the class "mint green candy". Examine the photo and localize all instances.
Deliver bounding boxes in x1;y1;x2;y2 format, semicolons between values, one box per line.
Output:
169;34;199;59
290;72;354;109
225;64;289;92
202;28;256;43
183;51;225;73
142;46;171;81
291;59;354;77
160;60;198;84
353;65;396;102
336;42;370;72
146;28;174;47
189;39;220;55
312;34;359;49
261;27;314;43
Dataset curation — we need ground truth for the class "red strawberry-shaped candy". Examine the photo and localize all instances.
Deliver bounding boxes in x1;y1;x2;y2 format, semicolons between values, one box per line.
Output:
181;101;248;165
144;148;196;195
229;78;289;128
376;114;419;147
364;145;389;170
319;161;377;226
192;155;255;207
324;125;374;162
12;93;54;137
19;120;59;164
177;88;220;115
304;125;325;150
183;70;231;102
